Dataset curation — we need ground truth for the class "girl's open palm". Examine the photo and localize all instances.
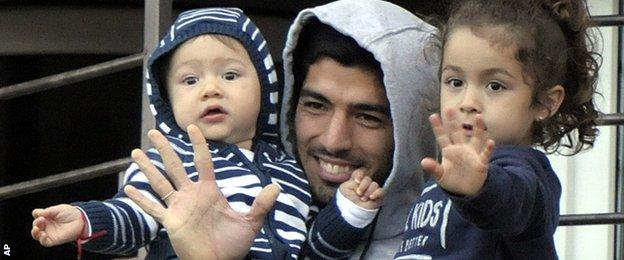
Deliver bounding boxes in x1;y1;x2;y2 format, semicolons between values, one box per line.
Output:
421;109;495;196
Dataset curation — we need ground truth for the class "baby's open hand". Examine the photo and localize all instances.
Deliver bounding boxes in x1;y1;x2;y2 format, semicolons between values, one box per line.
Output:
31;204;86;247
338;170;384;210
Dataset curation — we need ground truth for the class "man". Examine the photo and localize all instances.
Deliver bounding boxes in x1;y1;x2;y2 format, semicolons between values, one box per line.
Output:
280;0;438;258
125;0;439;259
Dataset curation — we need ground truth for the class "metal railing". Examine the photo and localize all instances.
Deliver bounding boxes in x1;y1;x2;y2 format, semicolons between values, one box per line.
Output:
0;158;131;201
560;213;624;226
593;14;624;27
615;2;624;257
0;53;143;100
598;113;624;125
0;2;170;203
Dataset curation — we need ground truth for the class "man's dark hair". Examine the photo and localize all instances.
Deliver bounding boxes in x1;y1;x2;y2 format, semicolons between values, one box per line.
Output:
287;18;384;147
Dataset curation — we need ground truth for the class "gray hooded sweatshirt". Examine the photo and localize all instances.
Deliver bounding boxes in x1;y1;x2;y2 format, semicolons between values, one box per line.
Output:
279;0;439;258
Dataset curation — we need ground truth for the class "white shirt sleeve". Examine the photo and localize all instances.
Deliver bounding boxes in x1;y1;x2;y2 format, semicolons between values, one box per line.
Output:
335;189;379;228
75;206;92;242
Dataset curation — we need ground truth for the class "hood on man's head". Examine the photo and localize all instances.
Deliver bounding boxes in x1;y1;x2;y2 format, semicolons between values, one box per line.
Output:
279;0;440;257
146;7;280;144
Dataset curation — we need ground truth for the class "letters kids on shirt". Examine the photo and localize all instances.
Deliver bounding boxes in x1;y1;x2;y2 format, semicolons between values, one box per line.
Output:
395;0;601;259
31;8;311;259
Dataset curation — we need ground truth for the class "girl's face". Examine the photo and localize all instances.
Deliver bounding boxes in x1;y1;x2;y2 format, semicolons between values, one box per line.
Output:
440;27;549;146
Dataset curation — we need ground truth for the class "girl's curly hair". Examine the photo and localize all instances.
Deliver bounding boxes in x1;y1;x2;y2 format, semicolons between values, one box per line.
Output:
441;0;601;155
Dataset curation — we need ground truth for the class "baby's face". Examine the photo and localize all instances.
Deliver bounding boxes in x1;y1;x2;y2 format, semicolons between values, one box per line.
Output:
166;34;260;150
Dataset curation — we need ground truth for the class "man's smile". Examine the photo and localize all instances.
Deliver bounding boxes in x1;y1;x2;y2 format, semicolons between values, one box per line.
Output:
312;155;361;183
319;159;356;175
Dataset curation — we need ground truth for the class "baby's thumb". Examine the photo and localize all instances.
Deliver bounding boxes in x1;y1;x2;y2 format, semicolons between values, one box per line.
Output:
32;208;43;218
32;207;58;219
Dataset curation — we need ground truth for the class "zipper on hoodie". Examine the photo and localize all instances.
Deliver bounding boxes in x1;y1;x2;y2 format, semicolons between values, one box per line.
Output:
223;142;290;259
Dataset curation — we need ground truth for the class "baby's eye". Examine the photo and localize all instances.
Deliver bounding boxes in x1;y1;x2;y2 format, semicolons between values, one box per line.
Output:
223;72;239;81
486;81;506;91
183;76;199;85
447;78;463;88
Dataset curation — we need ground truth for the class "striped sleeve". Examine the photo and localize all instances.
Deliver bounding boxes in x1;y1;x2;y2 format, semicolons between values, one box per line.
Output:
247;146;311;259
305;196;367;259
71;149;164;255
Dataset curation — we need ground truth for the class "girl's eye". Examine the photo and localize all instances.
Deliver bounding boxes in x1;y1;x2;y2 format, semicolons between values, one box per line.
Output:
183;76;199;85
223;72;239;81
486;81;506;91
447;78;463;88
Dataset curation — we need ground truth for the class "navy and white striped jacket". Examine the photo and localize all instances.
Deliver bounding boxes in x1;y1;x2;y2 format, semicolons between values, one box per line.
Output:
73;7;311;259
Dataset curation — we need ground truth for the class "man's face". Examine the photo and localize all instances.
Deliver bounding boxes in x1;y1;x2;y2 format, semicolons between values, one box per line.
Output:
295;57;394;204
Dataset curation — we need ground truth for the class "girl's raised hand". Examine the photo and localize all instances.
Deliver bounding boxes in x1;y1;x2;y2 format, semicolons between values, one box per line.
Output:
420;108;495;196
